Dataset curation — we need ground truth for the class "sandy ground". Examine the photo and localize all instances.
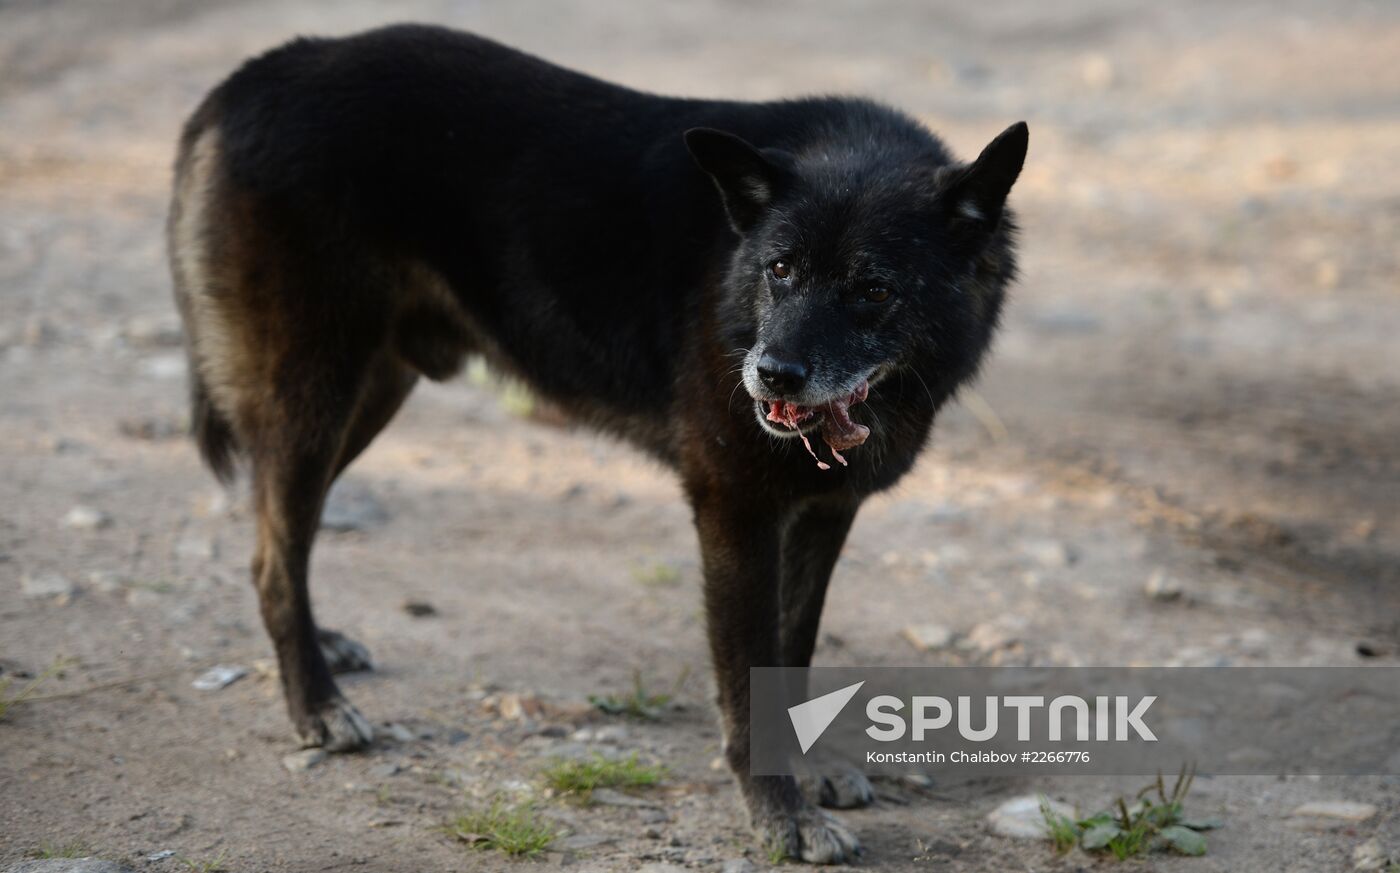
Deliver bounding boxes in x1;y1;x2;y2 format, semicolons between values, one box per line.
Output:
2;1;1398;870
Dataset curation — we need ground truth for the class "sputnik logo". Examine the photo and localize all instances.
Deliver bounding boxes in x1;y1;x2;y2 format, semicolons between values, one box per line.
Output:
787;681;865;754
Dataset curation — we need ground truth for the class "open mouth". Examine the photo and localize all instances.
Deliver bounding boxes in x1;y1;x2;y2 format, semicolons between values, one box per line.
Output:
759;379;871;470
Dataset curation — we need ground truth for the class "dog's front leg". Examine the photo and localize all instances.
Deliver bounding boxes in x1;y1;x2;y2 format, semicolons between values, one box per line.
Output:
692;491;862;864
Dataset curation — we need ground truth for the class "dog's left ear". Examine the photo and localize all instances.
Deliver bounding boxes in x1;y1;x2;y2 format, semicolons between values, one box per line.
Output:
939;121;1028;230
685;128;793;232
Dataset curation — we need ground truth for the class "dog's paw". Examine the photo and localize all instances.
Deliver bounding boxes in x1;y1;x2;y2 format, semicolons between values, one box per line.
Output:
757;806;862;865
298;697;374;752
317;628;373;674
801;765;875;809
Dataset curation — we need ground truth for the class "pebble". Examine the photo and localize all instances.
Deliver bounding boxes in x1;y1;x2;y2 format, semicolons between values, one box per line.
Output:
21;570;77;600
3;862;138;873
143;851;174;862
554;834;615;851
1353;838;1393;870
1291;801;1377;822
986;794;1075;840
321;479;389;531
87;570;127;593
1021;539;1074;568
122;314;183;348
961;617;1026;655
140;354;186;380
175;534;218;561
62;506;111;530
592;724;630;744
282;748;327;773
720;861;759;873
382;723;417;743
590;788;660;808
1144;568;1184;602
369;762;403;778
497;692;545;722
192;665;249;691
636;865;687;873
402;600;437;617
901;623;955;652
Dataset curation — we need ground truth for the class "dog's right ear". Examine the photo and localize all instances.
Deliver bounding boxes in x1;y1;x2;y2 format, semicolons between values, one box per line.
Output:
684;128;792;232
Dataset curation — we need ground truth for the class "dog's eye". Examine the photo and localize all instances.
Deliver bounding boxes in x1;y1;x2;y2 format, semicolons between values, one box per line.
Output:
863;286;892;303
770;261;792;281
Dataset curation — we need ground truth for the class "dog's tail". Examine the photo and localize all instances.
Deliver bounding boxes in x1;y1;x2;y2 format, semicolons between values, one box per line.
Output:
170;99;242;484
189;370;238;483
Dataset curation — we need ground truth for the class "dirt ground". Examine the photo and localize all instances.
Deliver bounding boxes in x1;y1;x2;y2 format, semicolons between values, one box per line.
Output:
2;1;1398;871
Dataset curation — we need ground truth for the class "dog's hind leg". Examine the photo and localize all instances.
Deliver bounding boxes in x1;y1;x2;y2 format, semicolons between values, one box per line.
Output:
778;499;874;810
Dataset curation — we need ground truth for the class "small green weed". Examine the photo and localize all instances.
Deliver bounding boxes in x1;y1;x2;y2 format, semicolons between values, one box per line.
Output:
541;753;666;801
1042;764;1221;859
448;799;558;857
589;669;685;720
32;841;91;859
178;850;227;873
0;657;73;721
631;561;681;588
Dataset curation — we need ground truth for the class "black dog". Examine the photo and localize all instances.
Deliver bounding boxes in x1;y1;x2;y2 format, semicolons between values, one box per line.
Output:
169;24;1024;863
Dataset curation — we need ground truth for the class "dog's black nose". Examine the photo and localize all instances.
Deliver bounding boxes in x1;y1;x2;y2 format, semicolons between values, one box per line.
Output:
757;351;809;396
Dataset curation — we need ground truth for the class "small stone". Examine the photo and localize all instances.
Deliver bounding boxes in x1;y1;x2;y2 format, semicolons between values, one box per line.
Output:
282;748;327;773
1144;569;1184;602
721;861;759;873
63;505;112;530
369;761;403;778
636;865;687;873
498;692;545;722
1353;838;1392;870
402;600;437;617
321;479;389;531
987;794;1075;840
901;773;936;789
902;623;954;652
593;724;629;744
1237;627;1270;656
126;587;162;608
21;571;77;600
117;416;182;441
383;723;417;743
144;850;176;862
175;534;217;561
1021;539;1074;568
192;664;249;691
961;618;1025;655
555;834;615;851
591;788;660;808
1291;801;1377;822
87;570;127;593
122;314;184;348
4;861;138;873
140;353;186;380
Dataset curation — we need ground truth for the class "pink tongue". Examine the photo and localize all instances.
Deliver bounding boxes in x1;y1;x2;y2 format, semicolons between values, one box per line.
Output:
819;382;871;452
764;381;871;469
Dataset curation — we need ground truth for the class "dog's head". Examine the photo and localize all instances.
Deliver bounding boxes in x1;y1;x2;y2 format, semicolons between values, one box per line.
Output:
686;121;1027;443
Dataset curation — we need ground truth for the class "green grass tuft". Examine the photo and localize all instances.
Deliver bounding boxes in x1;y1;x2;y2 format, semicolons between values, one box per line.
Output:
1;657;73;722
32;841;91;860
448;799;558;857
589;669;686;721
1041;764;1220;860
541;753;666;801
178;850;227;873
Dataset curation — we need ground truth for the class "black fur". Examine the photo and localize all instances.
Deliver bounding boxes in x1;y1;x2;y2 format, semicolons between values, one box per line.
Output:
170;24;1025;863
